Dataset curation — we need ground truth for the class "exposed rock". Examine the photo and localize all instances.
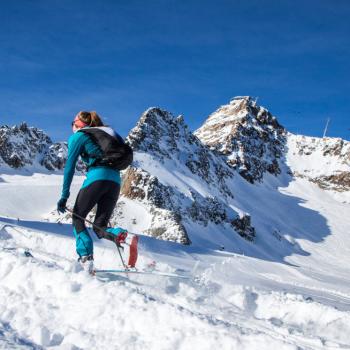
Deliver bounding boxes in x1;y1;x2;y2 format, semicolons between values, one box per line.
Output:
121;108;252;244
188;190;227;225
231;214;256;241
194;96;287;183
0;123;84;172
310;172;350;192
121;167;190;244
41;142;68;171
289;134;350;192
127;107;235;198
0;122;52;169
144;208;189;245
121;167;147;200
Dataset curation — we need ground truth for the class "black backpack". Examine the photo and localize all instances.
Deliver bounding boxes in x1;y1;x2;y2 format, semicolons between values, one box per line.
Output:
80;127;133;171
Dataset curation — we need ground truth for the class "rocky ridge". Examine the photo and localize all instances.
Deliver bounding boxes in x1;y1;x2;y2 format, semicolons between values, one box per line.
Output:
194;96;287;183
119;108;255;243
287;134;350;192
0;123;83;172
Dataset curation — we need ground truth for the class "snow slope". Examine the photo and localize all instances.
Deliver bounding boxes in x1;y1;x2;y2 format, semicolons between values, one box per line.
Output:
1;173;350;349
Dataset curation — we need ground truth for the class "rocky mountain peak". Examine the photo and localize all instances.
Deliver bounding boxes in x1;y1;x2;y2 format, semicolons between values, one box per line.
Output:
194;96;286;183
120;107;256;244
0;123;51;168
0;122;71;171
126;107;235;195
127;107;192;160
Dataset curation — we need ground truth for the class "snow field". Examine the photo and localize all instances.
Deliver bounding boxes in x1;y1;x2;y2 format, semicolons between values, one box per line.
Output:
0;232;273;349
1;222;350;350
197;260;350;349
1;152;350;350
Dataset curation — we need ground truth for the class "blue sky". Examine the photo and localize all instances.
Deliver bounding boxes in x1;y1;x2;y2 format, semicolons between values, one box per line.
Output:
0;0;349;141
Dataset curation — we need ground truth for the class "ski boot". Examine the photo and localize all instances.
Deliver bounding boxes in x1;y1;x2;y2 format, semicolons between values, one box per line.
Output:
78;254;95;275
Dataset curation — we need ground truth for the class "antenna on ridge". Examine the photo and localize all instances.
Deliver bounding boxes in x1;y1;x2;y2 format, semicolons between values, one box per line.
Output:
323;118;330;138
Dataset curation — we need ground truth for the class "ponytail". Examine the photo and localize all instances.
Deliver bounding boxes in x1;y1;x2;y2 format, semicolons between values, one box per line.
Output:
76;111;104;127
89;111;104;127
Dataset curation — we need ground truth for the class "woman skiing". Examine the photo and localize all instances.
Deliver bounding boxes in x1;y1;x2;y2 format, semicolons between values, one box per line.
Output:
57;111;137;274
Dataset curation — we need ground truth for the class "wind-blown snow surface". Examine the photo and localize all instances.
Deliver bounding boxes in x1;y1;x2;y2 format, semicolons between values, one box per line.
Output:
1;173;350;350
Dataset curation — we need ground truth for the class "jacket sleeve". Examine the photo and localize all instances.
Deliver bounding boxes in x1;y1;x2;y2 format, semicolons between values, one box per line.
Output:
61;133;85;199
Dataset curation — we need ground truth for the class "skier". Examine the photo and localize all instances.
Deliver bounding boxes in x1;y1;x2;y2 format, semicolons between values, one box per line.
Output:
57;111;137;274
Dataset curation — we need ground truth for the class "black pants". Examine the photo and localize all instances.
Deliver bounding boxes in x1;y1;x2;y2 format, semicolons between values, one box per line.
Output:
73;180;120;239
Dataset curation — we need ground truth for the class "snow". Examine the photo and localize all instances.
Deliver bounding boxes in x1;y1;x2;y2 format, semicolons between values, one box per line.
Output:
287;133;350;177
1;171;350;349
0;173;82;219
1;113;350;349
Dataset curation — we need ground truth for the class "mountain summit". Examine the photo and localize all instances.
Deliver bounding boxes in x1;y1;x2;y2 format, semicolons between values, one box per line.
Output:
195;96;286;183
118;107;255;244
0;122;67;172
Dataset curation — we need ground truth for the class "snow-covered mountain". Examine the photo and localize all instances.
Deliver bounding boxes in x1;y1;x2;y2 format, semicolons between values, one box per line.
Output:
287;134;350;192
1;98;350;349
118;98;349;250
194;96;350;193
1;97;349;250
0;122;65;171
194;96;286;183
0;122;84;173
120;107;254;244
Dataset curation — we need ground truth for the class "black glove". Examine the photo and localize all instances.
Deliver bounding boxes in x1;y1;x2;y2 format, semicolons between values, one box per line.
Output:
57;198;67;213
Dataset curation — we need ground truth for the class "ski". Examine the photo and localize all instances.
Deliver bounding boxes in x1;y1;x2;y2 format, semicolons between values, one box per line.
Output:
1;220;192;280
4;245;191;279
94;269;191;279
3;247;34;258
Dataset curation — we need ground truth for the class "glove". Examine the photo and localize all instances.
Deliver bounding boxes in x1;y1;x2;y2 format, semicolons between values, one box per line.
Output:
57;198;67;213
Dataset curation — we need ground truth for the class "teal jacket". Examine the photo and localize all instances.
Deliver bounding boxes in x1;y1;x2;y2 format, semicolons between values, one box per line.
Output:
61;129;121;199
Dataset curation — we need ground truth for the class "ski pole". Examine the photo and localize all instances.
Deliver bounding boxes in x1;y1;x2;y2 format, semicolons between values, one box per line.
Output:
64;207;128;270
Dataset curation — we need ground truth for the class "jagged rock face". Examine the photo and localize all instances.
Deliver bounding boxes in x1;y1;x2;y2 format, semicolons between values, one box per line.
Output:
0;123;83;172
0;123;52;168
121;108;256;244
288;134;350;192
231;214;255;242
41;142;68;171
293;135;350;160
127;108;234;197
120;166;190;244
120;165;256;243
194;96;287;183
